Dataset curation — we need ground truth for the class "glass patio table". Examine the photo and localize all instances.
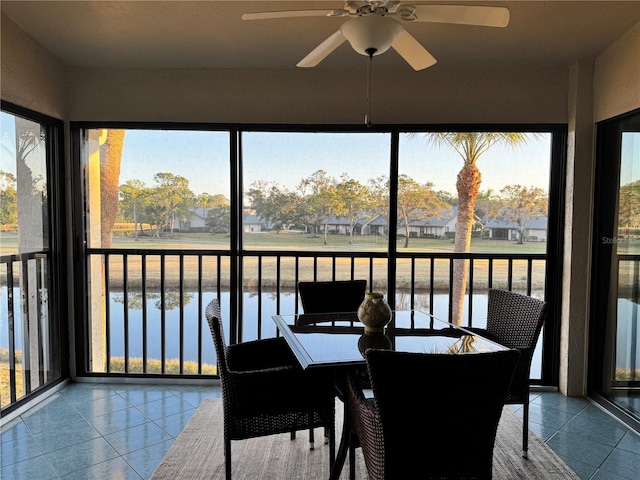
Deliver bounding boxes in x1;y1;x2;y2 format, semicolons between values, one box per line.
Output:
272;309;507;369
271;310;508;480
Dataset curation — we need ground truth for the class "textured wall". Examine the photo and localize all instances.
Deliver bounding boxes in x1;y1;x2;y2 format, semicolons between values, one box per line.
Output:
561;59;595;396
0;15;66;118
65;66;569;125
594;21;640;121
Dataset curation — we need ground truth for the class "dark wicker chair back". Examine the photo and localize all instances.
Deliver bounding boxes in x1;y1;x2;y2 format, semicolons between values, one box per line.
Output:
486;288;548;357
298;279;367;314
484;288;548;457
349;349;520;480
205;299;231;406
205;298;336;479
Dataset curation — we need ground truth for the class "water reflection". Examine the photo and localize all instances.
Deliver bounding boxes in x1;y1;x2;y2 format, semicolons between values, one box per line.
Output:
358;332;393;357
446;335;478;354
99;288;548;377
112;291;194;310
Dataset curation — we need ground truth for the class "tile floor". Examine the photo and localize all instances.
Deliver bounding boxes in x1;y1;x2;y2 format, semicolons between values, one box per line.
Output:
1;384;639;479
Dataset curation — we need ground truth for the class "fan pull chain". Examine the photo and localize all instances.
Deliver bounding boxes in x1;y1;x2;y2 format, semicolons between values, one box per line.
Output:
365;50;374;127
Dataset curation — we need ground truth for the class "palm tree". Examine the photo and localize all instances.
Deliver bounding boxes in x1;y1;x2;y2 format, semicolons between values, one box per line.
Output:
425;132;532;325
100;129;126;248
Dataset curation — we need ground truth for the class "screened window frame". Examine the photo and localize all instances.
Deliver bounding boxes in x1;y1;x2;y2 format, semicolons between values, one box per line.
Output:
70;121;566;388
0;100;68;416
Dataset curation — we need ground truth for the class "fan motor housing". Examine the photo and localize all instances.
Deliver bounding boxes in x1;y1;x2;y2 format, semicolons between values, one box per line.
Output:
340;15;404;56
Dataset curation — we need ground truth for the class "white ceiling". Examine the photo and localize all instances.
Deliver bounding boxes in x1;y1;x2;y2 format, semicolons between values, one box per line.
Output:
2;1;640;71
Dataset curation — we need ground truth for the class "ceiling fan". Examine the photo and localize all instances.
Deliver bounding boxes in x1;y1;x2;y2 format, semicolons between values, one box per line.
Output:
242;1;510;70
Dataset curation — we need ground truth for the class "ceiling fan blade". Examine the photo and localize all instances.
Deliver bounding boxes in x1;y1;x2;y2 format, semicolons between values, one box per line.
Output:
410;5;510;27
297;30;346;68
391;30;437;71
242;9;348;21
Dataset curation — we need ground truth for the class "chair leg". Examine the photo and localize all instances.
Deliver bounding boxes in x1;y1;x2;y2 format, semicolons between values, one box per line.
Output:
522;399;529;458
349;433;356;480
225;437;232;480
309;411;315;450
329;425;336;471
291;430;296;440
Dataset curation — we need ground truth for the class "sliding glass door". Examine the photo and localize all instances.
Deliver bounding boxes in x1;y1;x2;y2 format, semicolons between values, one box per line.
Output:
0;102;66;414
591;109;640;430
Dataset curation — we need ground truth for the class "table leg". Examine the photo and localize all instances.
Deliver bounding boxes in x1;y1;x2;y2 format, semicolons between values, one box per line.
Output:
329;399;350;480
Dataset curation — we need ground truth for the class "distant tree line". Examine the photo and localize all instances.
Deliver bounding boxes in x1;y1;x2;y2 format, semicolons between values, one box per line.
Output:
246;170;451;247
107;167;556;247
247;170;552;246
118;173;230;239
619;180;640;232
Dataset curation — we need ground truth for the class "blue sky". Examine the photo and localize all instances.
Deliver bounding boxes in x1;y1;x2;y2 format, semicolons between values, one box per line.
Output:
2;114;638;201
118;129;555;199
621;132;640;186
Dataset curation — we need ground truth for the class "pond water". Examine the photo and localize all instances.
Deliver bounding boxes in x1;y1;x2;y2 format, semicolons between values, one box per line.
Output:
102;289;546;379
9;286;622;380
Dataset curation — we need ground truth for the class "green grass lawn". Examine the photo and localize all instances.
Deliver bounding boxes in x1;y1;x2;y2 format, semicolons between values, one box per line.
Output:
110;230;549;254
0;230;549;290
4;229;639;255
2;229;550;254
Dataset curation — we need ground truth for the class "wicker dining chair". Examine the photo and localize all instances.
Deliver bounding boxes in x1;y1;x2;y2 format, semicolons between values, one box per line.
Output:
467;288;549;458
297;279;368;444
298;279;367;316
347;349;520;480
205;299;336;480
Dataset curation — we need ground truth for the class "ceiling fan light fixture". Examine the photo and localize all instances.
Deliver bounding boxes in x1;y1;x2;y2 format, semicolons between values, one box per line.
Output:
340;15;404;57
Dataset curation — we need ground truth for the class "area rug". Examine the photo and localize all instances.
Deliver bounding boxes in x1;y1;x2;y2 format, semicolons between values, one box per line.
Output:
151;399;579;480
